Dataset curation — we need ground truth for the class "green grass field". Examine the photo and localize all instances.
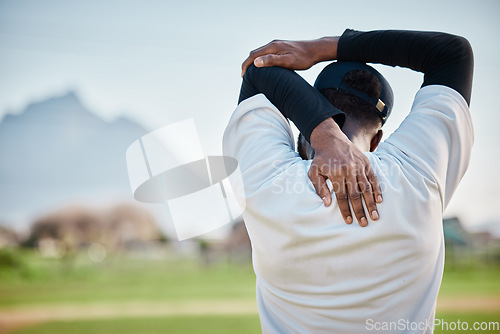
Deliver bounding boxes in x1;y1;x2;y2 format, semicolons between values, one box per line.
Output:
0;250;256;308
1;249;499;333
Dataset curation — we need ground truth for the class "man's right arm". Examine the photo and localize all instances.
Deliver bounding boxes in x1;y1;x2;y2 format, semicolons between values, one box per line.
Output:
337;29;473;105
338;30;474;208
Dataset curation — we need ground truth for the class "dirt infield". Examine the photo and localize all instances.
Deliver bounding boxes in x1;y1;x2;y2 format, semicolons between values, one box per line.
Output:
437;297;500;312
0;300;258;333
1;297;499;333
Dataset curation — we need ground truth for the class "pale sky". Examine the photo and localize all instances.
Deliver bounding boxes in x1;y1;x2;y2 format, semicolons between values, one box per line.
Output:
0;0;499;228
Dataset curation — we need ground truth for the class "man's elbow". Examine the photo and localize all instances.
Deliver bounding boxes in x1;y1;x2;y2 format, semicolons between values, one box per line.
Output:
443;34;474;104
453;35;474;68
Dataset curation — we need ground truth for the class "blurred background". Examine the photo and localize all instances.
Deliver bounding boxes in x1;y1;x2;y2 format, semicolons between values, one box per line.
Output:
0;0;499;333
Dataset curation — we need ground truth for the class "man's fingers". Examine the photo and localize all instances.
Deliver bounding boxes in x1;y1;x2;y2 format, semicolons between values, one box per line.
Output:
308;166;332;206
242;54;293;77
241;52;259;77
345;176;368;227
358;174;379;221
241;57;254;77
241;43;278;77
367;166;383;204
254;54;293;68
331;178;352;224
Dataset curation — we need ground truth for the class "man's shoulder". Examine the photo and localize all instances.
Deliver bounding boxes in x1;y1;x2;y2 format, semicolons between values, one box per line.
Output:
410;85;470;118
371;85;473;209
227;93;288;126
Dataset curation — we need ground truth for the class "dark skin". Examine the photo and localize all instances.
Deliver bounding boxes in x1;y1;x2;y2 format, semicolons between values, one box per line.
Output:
241;37;383;226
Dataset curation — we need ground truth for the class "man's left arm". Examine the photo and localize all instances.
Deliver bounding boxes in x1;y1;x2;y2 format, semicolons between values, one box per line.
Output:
238;65;382;225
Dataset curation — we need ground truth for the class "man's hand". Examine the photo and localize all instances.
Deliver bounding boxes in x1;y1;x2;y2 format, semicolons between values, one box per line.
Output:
309;118;382;227
241;37;339;77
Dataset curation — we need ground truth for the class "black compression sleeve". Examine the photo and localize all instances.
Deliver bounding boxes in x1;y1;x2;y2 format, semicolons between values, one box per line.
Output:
338;29;474;105
239;65;345;142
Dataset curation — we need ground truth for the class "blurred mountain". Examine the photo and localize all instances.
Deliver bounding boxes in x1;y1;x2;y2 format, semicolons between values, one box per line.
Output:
0;91;148;224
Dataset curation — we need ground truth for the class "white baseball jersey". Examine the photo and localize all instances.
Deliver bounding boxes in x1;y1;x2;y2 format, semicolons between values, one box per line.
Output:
223;85;473;333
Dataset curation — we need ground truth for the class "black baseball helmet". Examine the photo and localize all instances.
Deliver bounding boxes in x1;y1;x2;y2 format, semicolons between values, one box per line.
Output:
314;61;394;123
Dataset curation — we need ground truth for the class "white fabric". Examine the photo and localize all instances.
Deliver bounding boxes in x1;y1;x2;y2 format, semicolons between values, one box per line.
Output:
223;85;473;334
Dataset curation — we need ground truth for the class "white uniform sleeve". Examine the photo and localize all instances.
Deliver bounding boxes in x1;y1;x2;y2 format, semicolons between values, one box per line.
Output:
379;85;474;209
223;94;298;196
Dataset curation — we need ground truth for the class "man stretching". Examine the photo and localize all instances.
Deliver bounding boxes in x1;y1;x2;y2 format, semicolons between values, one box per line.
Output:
223;29;473;333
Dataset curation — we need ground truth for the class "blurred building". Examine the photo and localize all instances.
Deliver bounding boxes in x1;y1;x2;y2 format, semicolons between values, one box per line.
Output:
25;204;163;259
444;217;500;264
0;226;19;249
199;220;251;265
223;220;252;262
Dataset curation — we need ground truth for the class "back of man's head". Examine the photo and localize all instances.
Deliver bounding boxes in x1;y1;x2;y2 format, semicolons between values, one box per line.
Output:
298;63;393;160
320;69;383;130
314;61;394;124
